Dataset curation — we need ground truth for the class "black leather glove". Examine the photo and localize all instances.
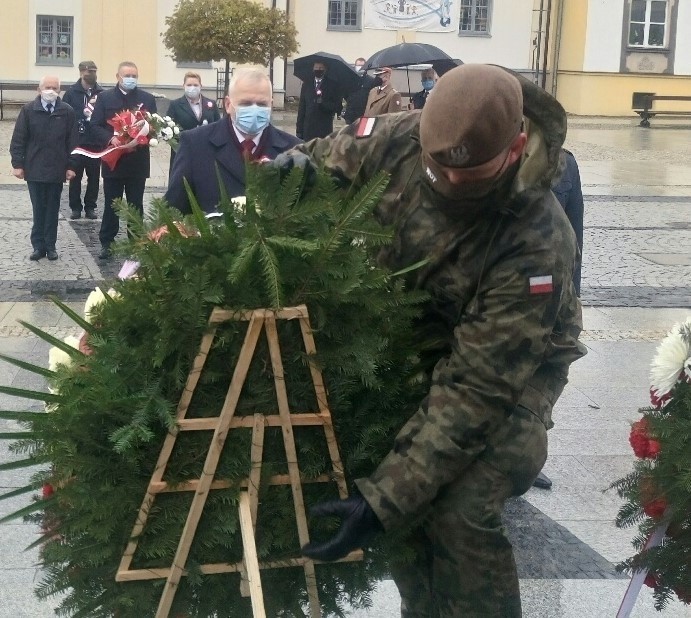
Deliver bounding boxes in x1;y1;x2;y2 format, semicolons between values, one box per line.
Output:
270;151;318;186
301;494;383;562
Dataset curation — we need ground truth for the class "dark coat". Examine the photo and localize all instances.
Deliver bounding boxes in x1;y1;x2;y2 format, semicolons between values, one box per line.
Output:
296;75;342;141
411;89;430;110
164;119;302;214
552;149;584;295
10;96;78;183
62;79;104;147
89;86;157;179
167;94;220;131
343;74;376;124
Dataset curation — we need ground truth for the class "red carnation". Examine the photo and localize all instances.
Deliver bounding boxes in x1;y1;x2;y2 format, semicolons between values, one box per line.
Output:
644;573;657;589
629;418;660;459
643;498;667;519
42;483;54;499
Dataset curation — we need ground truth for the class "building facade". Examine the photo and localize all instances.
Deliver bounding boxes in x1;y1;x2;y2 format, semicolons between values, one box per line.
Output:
1;0;689;116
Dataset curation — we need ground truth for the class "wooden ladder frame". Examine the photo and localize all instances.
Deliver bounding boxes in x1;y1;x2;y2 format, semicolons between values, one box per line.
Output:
115;305;362;617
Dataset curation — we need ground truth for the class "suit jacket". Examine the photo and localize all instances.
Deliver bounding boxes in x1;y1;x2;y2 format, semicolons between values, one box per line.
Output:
167;94;220;131
411;89;430;110
296;76;342;141
10;96;78;183
365;86;402;116
164;119;302;214
90;86;157;179
343;74;376;124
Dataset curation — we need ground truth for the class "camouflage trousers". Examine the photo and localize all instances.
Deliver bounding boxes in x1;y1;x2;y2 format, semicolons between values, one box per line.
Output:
389;405;548;617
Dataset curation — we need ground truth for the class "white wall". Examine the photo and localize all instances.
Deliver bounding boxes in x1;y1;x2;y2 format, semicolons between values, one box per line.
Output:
582;0;625;73
673;0;691;75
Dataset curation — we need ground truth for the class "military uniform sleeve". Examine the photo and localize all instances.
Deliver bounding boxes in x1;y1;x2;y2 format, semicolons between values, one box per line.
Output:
388;92;402;113
356;244;581;530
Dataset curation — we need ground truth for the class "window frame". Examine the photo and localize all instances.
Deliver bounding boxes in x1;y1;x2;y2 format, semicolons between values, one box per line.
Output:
176;60;213;69
36;15;74;66
327;0;361;32
627;0;669;49
458;0;492;37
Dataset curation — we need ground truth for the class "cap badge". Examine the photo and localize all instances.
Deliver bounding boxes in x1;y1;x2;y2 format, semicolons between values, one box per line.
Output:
448;144;470;166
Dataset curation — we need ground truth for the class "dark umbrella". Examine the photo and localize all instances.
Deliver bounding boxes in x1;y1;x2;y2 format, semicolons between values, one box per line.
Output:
293;51;361;96
365;43;460;99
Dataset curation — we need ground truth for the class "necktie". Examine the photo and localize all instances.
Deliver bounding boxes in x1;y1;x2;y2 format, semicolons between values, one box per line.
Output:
46;103;53;114
241;139;255;159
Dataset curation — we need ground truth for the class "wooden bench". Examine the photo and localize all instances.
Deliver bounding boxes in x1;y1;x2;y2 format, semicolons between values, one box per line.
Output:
632;91;691;127
0;82;39;120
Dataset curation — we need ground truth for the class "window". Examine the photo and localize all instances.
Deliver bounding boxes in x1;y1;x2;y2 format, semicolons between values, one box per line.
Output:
459;0;491;35
328;0;360;30
36;15;73;65
628;0;668;47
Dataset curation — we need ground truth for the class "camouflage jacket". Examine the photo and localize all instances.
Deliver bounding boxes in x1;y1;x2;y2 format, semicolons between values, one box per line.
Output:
296;73;587;530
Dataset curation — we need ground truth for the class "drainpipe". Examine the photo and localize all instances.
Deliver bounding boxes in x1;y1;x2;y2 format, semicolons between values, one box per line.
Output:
550;0;565;97
535;0;545;84
541;0;553;89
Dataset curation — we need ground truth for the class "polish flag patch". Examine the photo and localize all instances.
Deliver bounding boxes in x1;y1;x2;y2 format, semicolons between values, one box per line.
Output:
355;116;376;138
529;275;553;294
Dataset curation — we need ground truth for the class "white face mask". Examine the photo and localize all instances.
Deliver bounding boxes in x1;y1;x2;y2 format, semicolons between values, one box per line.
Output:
185;85;201;99
41;89;58;103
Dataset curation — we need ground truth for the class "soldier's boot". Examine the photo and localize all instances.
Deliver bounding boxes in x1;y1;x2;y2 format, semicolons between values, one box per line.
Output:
532;471;552;490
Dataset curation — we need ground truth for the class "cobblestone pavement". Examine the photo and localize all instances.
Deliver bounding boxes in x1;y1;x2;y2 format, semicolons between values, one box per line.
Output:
0;113;690;617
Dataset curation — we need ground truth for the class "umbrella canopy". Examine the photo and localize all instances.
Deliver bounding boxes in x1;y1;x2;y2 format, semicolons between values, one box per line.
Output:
365;43;453;70
293;51;361;96
432;58;464;77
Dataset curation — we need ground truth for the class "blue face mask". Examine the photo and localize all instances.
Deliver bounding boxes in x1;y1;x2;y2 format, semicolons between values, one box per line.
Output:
121;77;138;91
234;103;271;136
422;79;435;91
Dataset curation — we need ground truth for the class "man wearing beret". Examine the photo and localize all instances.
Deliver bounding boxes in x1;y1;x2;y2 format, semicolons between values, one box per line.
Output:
278;64;586;616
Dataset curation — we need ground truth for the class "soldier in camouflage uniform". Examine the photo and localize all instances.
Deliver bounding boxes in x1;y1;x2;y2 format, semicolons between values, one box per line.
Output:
291;64;587;617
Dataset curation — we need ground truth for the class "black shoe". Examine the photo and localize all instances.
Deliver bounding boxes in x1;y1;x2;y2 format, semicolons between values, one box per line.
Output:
99;246;111;260
85;209;97;220
29;250;46;261
46;250;58;261
533;471;552;490
70;210;82;219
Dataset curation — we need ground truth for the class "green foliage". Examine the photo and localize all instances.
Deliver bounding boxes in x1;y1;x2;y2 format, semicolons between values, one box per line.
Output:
611;378;691;608
163;0;299;66
1;164;431;616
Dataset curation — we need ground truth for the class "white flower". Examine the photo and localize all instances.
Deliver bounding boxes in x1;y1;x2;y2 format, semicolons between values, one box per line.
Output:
167;120;175;128
650;318;691;399
118;259;141;280
149;138;159;147
161;127;174;140
164;115;172;122
231;195;246;207
84;287;119;323
48;335;80;371
202;119;208;125
173;126;180;135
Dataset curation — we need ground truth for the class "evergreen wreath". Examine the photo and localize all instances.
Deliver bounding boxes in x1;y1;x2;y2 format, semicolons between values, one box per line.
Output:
0;164;431;617
611;317;691;610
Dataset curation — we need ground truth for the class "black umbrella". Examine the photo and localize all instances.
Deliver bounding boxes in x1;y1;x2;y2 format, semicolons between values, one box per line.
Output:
293;51;361;96
365;43;460;100
365;43;453;70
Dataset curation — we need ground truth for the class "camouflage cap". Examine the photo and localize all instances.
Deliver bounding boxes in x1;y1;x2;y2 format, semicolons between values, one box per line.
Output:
419;64;523;169
78;61;98;71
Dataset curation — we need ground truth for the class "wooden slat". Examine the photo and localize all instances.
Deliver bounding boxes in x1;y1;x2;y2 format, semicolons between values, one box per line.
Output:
115;549;365;582
178;412;327;431
209;306;308;325
239;492;266;616
149;472;333;495
156;314;264;618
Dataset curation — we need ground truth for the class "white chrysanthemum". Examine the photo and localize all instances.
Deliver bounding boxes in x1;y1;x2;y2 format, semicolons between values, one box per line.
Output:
149;138;159;147
48;335;80;372
650;317;691;397
84;288;119;323
231;196;246;207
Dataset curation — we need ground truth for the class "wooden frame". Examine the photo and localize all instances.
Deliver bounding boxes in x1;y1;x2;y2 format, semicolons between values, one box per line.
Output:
116;305;362;617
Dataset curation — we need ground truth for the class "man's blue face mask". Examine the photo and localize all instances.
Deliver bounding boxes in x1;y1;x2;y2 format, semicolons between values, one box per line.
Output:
121;77;138;91
422;79;435;91
234;103;271;136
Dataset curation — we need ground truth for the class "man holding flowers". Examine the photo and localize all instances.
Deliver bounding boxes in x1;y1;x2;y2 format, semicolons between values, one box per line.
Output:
90;61;157;260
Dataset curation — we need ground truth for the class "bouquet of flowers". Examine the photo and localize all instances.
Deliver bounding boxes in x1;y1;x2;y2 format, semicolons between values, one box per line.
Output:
611;317;691;610
72;105;181;172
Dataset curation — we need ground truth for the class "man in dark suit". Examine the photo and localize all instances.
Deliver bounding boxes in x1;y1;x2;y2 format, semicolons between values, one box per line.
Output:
343;58;376;125
296;61;342;141
89;60;156;259
166;70;220;172
165;68;301;215
62;60;104;219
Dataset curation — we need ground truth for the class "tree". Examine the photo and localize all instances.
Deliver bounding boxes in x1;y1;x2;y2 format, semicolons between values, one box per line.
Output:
163;0;299;94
